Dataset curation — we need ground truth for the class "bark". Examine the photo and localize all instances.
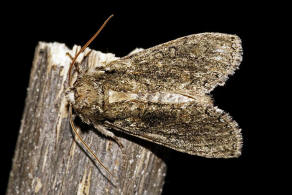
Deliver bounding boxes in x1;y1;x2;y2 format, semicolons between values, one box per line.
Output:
6;42;167;195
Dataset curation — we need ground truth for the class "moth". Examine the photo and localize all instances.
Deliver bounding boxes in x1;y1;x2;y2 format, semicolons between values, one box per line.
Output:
67;15;243;176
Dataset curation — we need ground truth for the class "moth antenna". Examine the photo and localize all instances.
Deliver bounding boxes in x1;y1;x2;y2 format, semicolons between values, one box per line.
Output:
69;105;114;177
67;15;114;177
68;14;114;86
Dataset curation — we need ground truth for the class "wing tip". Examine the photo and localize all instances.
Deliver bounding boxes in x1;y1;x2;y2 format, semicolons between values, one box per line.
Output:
221;107;243;158
231;34;243;69
220;33;243;84
232;126;243;158
205;106;243;158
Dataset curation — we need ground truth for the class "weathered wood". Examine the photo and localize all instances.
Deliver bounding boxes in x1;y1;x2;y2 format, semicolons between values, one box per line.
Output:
6;42;167;195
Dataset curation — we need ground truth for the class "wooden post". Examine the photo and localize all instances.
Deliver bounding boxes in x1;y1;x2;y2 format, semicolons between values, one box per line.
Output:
6;42;167;195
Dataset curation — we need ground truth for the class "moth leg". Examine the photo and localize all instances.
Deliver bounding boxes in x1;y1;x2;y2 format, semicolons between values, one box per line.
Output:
66;52;74;60
93;123;124;149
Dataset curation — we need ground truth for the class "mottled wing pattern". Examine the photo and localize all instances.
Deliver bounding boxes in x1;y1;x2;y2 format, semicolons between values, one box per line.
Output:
106;33;242;94
99;33;243;158
106;99;242;158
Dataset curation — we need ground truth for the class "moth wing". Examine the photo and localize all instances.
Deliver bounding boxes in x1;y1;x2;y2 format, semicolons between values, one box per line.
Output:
107;33;242;94
109;101;242;158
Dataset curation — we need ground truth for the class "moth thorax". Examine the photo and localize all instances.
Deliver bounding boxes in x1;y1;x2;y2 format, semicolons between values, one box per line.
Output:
72;76;104;122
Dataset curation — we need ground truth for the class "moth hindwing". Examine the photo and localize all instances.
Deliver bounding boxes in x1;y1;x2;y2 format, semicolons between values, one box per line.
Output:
70;33;243;158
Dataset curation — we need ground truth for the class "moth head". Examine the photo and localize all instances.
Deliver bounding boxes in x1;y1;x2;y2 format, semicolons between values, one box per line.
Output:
69;75;105;123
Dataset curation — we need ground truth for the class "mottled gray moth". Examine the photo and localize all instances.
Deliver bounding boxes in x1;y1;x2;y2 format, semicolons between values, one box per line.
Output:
67;15;243;176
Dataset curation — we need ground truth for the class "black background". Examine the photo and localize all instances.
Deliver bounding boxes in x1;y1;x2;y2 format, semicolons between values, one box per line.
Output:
0;2;283;195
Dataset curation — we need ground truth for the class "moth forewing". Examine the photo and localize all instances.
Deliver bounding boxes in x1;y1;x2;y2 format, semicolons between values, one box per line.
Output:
71;32;243;159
